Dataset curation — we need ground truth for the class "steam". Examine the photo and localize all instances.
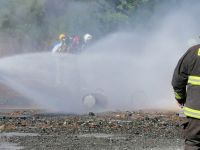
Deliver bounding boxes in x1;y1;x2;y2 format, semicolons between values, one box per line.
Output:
0;1;199;113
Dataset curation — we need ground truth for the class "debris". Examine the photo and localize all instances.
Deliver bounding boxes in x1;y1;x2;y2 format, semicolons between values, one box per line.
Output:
0;110;183;149
88;112;95;116
0;124;5;132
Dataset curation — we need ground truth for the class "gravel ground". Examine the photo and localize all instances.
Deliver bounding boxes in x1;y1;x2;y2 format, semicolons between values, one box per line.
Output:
0;110;184;150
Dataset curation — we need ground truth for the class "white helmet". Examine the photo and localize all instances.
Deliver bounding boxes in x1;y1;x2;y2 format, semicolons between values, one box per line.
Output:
83;33;92;43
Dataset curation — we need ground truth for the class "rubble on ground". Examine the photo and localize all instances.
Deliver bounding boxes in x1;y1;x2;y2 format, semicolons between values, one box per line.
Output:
0;110;184;150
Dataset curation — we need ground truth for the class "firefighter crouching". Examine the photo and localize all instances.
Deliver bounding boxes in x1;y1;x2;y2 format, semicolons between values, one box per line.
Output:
172;44;200;150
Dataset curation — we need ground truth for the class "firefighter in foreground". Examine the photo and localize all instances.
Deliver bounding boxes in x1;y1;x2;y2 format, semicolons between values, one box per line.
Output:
172;44;200;149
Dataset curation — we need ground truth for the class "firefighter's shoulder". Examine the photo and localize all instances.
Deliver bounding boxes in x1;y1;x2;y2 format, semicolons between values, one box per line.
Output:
184;44;200;58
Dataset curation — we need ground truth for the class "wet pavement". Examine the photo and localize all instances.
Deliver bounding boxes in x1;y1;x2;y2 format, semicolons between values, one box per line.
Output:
0;142;23;150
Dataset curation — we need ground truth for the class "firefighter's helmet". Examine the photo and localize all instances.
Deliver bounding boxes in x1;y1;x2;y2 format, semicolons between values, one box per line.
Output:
59;34;66;40
83;33;92;43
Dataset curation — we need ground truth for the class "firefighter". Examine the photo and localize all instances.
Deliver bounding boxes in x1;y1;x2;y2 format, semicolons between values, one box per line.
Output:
70;35;81;53
82;33;93;50
172;44;200;149
51;34;68;54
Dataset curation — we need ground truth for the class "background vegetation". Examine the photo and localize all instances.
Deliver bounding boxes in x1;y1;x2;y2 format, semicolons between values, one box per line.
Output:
0;0;180;55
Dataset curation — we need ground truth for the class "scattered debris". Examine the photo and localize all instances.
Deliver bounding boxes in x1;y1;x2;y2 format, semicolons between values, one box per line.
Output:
0;124;5;132
88;112;95;116
0;110;184;149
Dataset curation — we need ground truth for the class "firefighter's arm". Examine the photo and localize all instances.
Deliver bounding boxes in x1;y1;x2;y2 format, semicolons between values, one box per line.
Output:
171;51;191;105
52;42;62;53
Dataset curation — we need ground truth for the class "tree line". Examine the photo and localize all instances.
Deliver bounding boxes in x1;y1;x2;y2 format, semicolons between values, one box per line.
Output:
0;0;180;55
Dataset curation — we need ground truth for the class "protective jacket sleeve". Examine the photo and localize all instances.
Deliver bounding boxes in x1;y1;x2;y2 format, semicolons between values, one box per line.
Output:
171;49;195;105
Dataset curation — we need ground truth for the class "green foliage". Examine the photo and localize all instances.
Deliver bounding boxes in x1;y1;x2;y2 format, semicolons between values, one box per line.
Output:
0;0;162;52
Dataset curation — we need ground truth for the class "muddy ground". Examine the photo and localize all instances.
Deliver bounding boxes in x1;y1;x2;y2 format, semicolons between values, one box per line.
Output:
0;110;184;150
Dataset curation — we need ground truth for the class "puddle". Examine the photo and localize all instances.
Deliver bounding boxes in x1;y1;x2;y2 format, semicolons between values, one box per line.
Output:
0;132;39;137
0;142;24;150
78;133;125;139
78;133;114;138
0;132;39;150
145;146;183;150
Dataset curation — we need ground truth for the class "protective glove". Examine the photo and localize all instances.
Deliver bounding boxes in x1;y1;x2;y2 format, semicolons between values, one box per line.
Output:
176;98;186;106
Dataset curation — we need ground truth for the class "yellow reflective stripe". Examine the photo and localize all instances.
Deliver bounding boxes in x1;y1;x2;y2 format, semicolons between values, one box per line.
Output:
184;112;200;119
174;92;182;99
198;48;200;56
183;106;200;119
184;106;200;113
188;76;200;85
